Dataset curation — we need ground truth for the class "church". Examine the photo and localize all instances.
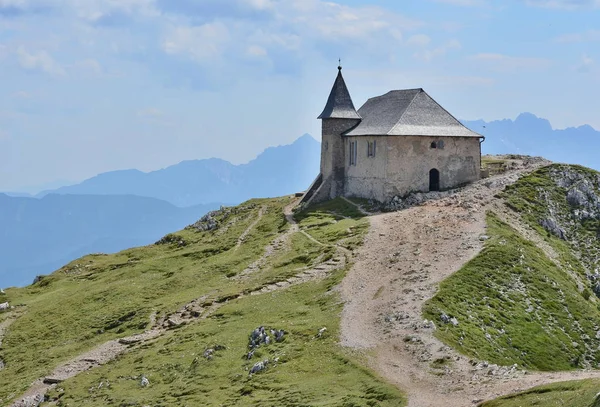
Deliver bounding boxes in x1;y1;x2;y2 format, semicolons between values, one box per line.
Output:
302;66;484;205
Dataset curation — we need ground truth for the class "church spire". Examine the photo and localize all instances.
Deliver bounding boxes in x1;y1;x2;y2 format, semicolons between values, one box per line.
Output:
318;65;361;120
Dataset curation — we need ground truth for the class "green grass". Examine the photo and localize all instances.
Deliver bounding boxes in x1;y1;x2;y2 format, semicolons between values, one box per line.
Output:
480;379;600;407
424;212;600;371
502;164;600;282
296;198;369;250
45;271;404;406
0;196;403;406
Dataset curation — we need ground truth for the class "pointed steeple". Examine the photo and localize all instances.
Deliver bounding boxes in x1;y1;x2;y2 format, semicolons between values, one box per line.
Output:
318;66;361;120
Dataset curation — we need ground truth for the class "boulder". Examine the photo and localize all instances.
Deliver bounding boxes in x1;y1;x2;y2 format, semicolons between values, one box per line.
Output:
539;217;567;240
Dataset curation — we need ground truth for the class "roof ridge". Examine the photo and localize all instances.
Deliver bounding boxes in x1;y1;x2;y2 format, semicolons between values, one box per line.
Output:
387;89;421;135
420;90;481;135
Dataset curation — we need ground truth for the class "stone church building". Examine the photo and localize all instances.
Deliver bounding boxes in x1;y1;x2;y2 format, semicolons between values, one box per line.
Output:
303;66;484;205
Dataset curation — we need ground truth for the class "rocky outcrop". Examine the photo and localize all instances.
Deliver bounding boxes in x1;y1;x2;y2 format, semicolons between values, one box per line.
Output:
539;217;567;240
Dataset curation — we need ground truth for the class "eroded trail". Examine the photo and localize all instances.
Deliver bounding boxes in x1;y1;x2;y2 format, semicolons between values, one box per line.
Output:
234;205;266;251
340;159;600;407
10;198;349;407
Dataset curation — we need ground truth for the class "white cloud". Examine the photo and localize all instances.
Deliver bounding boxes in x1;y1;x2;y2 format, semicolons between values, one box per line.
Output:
577;53;594;72
12;90;31;99
523;0;600;9
432;0;487;5
69;0;159;21
414;39;461;62
469;53;551;72
17;47;65;76
406;34;432;47
556;29;600;43
74;58;103;75
162;22;230;63
137;107;163;118
246;45;268;57
159;0;420;68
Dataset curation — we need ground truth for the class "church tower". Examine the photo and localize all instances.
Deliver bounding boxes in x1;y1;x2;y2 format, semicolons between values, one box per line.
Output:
317;65;361;200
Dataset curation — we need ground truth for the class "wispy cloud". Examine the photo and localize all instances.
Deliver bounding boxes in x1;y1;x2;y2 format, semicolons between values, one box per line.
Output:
431;0;488;6
523;0;600;9
577;53;595;73
556;29;600;42
469;53;551;72
16;47;65;76
414;39;461;62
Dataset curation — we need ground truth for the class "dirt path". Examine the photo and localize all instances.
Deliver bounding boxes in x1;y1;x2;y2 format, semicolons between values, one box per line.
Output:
234;205;266;251
340;157;600;406
9;198;348;407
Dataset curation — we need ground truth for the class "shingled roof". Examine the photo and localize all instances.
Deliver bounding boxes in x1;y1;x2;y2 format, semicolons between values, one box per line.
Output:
345;88;481;138
318;67;361;120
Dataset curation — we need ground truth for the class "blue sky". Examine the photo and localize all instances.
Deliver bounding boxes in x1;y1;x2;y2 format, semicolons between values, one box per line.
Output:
1;0;599;191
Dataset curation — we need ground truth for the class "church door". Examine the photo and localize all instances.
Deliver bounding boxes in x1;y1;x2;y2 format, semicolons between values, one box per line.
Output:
429;169;440;192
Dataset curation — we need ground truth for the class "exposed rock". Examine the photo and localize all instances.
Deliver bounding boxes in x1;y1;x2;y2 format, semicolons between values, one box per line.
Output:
140;376;149;387
0;302;9;311
155;233;186;247
249;360;269;375
247;326;285;355
317;327;327;338
187;207;231;232
203;348;214;360
440;313;451;324
539;217;567;240
567;187;589;208
43;377;63;385
11;394;45;407
32;275;46;285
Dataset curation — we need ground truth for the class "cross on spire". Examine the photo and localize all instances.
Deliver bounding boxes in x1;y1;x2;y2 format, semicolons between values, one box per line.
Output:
338;58;342;70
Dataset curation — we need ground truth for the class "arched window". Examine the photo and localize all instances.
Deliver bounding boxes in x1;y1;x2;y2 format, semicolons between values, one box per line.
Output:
430;141;437;149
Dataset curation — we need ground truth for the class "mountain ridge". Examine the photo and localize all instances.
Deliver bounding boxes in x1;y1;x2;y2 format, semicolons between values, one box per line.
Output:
35;134;321;207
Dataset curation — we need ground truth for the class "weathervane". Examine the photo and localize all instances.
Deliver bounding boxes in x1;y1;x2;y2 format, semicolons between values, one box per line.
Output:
338;58;342;70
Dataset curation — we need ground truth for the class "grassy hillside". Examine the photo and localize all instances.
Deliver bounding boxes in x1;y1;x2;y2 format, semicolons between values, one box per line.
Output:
424;164;600;371
0;197;404;406
480;379;600;407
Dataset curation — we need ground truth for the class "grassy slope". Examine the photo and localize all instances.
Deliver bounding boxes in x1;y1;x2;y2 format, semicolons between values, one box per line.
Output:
480;379;600;407
0;197;403;406
472;164;600;405
424;212;600;371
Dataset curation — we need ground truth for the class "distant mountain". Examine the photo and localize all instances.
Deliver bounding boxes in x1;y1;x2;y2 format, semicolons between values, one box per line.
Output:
464;113;600;171
37;134;322;207
0;194;220;288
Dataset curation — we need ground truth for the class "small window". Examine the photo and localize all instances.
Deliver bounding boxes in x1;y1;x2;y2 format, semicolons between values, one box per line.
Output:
438;140;444;150
324;141;329;151
349;141;358;166
430;141;437;149
367;141;377;157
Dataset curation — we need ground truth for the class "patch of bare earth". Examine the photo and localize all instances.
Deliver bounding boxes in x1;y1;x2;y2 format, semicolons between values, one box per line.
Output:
340;156;600;407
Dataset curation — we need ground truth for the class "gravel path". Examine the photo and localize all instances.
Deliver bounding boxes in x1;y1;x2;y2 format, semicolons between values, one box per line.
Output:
339;157;600;406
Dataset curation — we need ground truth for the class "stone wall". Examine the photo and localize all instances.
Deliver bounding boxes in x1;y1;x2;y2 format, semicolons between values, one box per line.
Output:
344;135;481;202
320;118;361;200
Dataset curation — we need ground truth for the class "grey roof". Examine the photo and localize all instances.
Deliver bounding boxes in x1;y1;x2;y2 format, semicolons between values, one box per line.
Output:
345;88;482;138
318;68;361;120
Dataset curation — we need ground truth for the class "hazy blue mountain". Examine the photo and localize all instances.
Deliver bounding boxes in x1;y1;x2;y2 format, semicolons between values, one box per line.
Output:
0;194;220;288
37;134;322;207
464;113;600;171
